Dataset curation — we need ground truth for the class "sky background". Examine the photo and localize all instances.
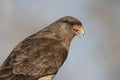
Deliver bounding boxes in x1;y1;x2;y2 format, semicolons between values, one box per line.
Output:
0;0;120;80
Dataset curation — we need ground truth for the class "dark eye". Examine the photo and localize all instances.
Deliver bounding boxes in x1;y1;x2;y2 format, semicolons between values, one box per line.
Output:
62;20;74;25
63;20;68;23
60;20;82;26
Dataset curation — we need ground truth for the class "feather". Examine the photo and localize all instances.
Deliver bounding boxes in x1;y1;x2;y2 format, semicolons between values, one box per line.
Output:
0;16;84;80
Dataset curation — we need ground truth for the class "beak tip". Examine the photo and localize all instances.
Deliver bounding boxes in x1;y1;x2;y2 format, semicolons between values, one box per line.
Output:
81;27;85;36
83;31;85;36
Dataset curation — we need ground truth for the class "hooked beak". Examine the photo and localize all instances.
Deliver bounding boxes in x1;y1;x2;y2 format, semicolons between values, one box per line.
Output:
72;25;85;38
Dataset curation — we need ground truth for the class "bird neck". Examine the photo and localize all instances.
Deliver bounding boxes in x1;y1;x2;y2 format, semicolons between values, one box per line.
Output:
30;26;74;49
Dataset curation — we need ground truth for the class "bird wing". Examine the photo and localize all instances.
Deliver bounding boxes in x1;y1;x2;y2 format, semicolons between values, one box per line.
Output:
0;38;68;80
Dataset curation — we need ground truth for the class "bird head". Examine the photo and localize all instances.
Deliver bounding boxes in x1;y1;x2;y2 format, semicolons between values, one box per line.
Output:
59;16;85;38
35;16;85;49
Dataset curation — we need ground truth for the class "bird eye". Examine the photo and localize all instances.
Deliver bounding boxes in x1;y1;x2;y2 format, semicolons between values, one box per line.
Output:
60;20;81;26
63;20;68;23
63;21;74;25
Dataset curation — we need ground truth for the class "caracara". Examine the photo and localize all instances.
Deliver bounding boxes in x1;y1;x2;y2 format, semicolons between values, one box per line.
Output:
0;16;85;80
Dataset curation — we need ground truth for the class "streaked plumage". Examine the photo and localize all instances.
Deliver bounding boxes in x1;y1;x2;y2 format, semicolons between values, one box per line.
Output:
0;16;85;80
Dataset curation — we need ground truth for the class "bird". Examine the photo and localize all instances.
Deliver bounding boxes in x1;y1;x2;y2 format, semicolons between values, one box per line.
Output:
0;16;85;80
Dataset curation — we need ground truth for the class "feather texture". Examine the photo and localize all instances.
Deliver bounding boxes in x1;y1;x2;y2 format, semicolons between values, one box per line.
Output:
0;16;83;80
0;38;68;80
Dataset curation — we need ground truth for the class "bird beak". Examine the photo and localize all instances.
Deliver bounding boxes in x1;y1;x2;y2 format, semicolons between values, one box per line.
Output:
72;25;85;38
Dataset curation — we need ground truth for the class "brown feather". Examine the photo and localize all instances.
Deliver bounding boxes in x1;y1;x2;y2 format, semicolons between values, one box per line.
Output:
0;16;82;80
0;38;68;80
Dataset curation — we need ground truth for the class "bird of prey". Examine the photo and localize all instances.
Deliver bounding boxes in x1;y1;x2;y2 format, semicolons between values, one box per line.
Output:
0;16;85;80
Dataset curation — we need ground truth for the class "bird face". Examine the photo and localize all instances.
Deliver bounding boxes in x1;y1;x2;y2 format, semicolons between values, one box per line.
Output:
58;16;85;38
71;24;85;38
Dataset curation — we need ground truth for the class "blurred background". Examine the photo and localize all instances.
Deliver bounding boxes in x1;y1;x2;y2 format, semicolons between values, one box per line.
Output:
0;0;120;80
